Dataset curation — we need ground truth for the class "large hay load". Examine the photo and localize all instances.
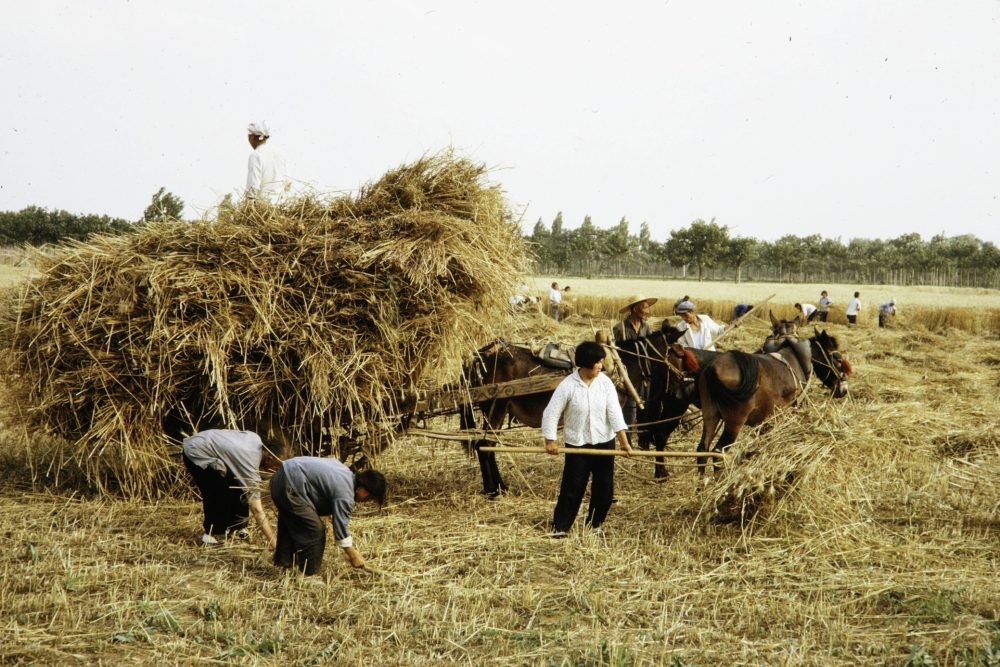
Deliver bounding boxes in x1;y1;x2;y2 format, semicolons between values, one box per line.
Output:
0;154;528;497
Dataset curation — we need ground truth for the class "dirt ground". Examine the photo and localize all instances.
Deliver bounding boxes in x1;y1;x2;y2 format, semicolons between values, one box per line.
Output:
1;293;999;666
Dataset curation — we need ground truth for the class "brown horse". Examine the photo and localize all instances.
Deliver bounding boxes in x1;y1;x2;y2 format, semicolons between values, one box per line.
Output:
690;330;851;475
460;341;571;496
460;338;648;496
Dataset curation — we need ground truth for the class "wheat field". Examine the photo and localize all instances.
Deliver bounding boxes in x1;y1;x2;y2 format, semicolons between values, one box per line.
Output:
1;272;998;666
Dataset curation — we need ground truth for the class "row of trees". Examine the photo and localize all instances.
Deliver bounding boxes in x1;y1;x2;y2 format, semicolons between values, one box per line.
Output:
529;214;1000;288
0;188;184;246
3;196;998;288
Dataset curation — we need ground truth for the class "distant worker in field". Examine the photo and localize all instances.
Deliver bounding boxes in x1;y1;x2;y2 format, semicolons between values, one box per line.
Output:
269;456;386;574
733;303;754;319
794;302;818;322
182;429;279;548
845;291;862;326
548;282;562;321
614;295;658;446
560;285;575;318
245;120;288;201
672;298;731;351
878;298;897;328
816;290;833;322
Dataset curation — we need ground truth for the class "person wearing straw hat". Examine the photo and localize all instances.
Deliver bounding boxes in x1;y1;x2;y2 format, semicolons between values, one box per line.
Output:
672;298;729;351
613;295;657;344
542;341;632;538
182;429;280;548
245;120;288;201
269;456;386;574
614;295;657;446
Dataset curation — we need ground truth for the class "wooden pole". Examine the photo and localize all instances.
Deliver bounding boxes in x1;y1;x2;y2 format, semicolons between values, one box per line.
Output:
711;293;776;347
602;341;644;410
478;445;729;460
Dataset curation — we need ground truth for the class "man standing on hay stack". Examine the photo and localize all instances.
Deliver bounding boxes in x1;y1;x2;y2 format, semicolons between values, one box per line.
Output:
245;120;288;200
182;429;280;548
269;456;386;574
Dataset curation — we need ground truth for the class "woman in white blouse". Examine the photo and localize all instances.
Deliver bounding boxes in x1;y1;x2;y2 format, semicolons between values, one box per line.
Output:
541;341;632;537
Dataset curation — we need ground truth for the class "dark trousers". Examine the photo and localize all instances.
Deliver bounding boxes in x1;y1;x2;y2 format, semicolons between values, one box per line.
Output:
817;311;829;323
270;467;326;575
552;441;615;532
847;314;857;325
183;454;249;536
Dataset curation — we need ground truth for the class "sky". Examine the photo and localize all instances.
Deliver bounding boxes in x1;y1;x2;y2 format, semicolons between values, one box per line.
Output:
3;1;999;245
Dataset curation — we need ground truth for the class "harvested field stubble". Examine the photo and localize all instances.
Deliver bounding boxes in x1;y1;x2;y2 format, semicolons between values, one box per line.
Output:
1;300;998;665
0;154;527;498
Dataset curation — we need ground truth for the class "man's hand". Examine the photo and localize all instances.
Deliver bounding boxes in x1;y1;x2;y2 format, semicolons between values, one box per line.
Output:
344;546;366;569
617;432;632;457
544;439;559;456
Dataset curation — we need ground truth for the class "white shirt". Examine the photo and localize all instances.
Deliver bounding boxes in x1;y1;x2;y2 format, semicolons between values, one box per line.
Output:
675;314;727;351
845;298;861;316
818;296;833;311
799;303;817;318
541;371;627;445
548;287;562;305
246;142;288;200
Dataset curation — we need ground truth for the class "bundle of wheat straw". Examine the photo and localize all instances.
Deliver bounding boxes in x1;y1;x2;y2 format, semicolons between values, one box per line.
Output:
697;402;858;529
0;153;528;497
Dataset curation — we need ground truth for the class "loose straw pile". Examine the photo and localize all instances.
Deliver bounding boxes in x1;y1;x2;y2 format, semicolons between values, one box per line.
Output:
0;153;528;497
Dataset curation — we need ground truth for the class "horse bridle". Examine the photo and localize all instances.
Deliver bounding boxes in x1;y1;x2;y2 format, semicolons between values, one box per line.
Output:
811;340;850;388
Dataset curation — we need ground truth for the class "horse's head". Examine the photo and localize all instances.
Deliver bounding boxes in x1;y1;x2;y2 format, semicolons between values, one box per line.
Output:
768;310;800;338
810;328;851;398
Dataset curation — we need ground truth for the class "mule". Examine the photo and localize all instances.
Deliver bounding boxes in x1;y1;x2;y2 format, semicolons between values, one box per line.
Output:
690;330;851;476
460;337;655;495
611;327;694;479
460;341;571;496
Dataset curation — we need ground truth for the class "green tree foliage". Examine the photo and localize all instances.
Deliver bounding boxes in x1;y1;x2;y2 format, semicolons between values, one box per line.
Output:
664;218;730;280
724;237;758;283
142;187;185;223
601;217;638;267
0;206;133;245
527;215;998;287
572;215;600;263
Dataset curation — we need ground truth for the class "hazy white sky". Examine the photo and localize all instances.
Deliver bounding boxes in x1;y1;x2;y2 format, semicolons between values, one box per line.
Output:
3;1;999;244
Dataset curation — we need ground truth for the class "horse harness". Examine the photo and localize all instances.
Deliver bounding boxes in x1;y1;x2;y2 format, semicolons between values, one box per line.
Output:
763;336;813;396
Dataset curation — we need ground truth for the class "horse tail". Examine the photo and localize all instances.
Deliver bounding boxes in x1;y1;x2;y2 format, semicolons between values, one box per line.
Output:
703;351;759;407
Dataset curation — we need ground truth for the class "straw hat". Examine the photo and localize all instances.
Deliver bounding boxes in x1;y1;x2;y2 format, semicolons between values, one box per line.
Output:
619;294;658;315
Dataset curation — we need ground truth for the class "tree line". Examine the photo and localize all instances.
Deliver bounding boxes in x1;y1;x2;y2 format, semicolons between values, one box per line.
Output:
529;213;1000;288
4;195;998;288
0;188;185;246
